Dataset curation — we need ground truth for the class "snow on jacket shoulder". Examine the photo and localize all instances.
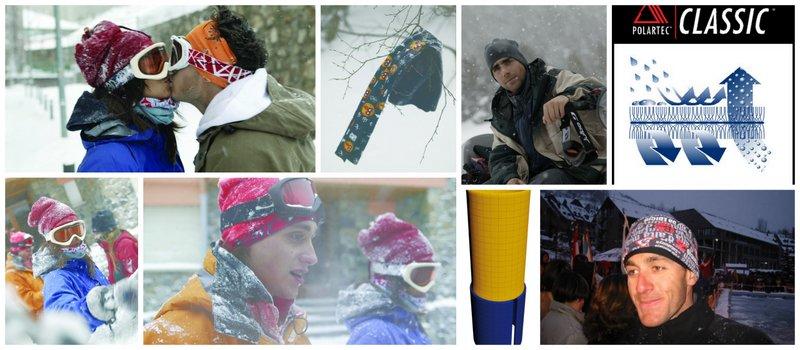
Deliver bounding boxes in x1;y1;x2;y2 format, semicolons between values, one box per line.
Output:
67;91;184;173
41;259;110;332
143;249;309;345
195;71;315;172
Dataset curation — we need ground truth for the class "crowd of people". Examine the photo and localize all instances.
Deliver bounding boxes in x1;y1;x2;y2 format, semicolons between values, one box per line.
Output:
540;215;776;344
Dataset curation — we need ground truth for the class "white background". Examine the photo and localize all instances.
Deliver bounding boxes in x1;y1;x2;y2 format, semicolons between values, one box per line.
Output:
614;44;794;187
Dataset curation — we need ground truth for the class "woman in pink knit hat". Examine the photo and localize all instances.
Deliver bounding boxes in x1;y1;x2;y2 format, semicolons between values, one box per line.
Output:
27;197;115;334
67;20;183;172
336;212;440;344
145;177;324;344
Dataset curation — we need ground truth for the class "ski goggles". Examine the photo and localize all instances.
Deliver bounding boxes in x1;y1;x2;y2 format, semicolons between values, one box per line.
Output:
559;104;598;167
372;261;441;293
169;35;253;83
44;220;86;246
131;42;169;80
220;178;325;231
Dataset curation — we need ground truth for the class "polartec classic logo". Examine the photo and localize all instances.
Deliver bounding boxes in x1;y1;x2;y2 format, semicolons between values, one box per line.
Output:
627;58;768;171
630;6;774;38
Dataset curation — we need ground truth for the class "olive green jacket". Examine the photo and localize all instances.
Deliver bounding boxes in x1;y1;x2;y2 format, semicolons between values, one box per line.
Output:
195;73;315;172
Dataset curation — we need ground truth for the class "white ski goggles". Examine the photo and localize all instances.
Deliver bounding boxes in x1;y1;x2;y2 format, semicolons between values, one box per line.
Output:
44;220;86;246
130;42;169;80
169;35;253;83
372;261;441;293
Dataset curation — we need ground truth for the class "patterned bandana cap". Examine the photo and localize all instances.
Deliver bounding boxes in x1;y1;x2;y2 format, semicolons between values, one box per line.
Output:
185;20;251;88
622;215;699;277
335;29;443;164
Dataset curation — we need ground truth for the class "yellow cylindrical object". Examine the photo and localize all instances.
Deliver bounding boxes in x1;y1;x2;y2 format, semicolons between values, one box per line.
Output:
467;190;530;302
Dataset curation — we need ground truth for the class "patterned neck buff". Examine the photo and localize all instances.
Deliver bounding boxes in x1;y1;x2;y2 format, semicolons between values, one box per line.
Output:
61;242;89;259
135;97;179;125
335;29;443;164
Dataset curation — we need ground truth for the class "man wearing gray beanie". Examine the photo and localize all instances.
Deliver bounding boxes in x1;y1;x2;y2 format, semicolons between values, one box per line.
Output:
482;39;607;185
621;215;772;344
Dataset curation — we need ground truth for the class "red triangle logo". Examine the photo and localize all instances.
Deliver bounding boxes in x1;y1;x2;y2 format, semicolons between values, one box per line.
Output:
634;5;669;25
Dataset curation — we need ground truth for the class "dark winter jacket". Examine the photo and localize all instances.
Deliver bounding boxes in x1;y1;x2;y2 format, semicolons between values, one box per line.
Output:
97;230;138;284
67;91;184;172
337;283;430;345
33;248;110;332
488;58;606;184
194;70;315;172
628;301;773;344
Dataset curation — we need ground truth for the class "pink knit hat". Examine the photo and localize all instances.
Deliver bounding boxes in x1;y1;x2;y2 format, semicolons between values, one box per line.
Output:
27;197;80;237
218;178;310;250
357;212;435;265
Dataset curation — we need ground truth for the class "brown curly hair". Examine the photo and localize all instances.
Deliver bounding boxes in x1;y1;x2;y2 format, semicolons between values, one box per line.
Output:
583;274;637;344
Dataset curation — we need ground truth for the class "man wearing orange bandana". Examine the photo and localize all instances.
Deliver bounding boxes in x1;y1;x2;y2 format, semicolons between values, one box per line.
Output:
168;6;315;172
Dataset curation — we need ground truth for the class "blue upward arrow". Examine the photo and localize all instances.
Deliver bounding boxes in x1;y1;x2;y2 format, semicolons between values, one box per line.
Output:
721;67;759;122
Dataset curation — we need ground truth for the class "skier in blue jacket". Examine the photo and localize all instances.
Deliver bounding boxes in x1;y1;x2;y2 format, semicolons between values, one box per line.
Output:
68;20;183;172
337;213;440;344
28;196;118;333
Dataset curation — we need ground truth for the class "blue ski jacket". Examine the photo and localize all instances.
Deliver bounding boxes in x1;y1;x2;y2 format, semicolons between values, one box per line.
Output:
41;259;110;332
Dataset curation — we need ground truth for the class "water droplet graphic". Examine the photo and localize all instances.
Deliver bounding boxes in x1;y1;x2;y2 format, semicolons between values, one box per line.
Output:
760;146;766;150
768;151;772;155
666;88;671;92
757;165;761;169
644;64;650;71
652;59;656;64
663;71;669;78
646;85;652;92
652;75;659;83
630;57;638;66
761;157;767;162
635;74;641;81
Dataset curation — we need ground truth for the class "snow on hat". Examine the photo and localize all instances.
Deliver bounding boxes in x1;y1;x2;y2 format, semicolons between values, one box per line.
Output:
622;215;699;277
92;209;117;234
75;20;153;89
484;38;528;79
9;231;34;254
218;178;296;250
357;212;435;265
27;197;80;237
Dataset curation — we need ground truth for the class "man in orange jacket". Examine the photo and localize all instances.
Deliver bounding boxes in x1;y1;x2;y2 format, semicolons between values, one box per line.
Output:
5;231;44;317
144;178;323;344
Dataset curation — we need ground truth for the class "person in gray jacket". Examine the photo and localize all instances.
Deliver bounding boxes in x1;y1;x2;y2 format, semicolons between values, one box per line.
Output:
541;271;590;344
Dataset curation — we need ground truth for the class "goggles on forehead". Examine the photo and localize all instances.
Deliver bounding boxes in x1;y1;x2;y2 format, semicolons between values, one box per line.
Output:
220;178;325;231
372;261;441;293
44;220;86;247
169;35;253;84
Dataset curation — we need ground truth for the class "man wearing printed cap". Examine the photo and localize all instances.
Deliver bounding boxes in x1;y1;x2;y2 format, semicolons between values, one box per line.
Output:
144;178;323;344
483;38;606;184
622;215;772;344
167;6;315;172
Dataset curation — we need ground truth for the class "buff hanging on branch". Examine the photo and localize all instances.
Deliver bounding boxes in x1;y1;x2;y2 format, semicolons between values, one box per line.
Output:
335;29;443;164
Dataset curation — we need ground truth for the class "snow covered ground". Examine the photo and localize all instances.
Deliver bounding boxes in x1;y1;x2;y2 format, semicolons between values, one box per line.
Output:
728;290;794;344
321;6;456;172
5;83;200;172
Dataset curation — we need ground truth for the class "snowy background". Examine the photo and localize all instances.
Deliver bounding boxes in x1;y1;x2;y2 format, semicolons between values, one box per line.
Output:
320;6;456;172
461;6;606;152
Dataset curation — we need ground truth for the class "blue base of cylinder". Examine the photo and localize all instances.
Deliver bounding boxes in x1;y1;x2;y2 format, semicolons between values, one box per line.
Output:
470;284;526;345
